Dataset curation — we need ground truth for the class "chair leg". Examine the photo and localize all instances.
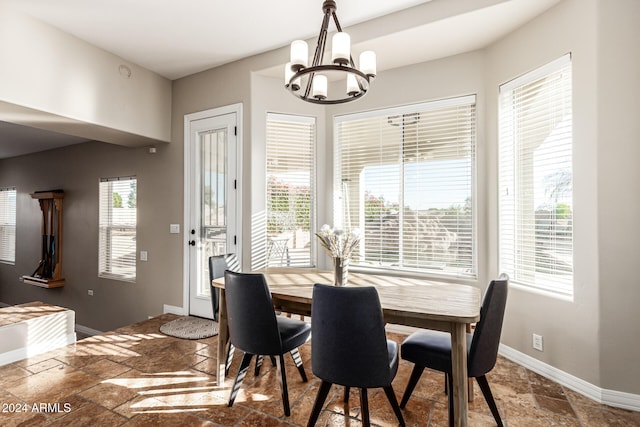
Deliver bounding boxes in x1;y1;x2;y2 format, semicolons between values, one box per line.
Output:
383;385;406;427
446;373;454;427
360;388;370;427
400;364;425;408
228;352;252;407
476;375;504;427
270;355;277;366
255;355;264;376
307;380;332;427
344;386;350;403
290;347;308;382
225;342;235;376
276;354;291;416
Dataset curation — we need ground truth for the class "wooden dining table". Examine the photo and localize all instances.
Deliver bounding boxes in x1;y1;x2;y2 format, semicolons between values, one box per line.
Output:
211;267;481;427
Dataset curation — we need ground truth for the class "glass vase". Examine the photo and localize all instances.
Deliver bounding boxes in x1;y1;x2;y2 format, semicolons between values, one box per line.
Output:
333;256;349;286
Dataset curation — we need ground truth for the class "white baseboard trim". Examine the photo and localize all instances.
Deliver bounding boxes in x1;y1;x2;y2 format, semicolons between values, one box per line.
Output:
75;324;103;337
499;344;640;412
163;304;185;316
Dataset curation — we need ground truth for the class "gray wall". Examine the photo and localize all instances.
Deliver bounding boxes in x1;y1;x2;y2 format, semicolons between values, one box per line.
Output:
1;0;639;396
0;141;183;331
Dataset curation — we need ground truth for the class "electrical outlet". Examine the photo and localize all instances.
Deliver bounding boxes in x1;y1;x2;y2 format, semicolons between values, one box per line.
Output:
140;251;148;261
532;333;543;351
88;290;94;296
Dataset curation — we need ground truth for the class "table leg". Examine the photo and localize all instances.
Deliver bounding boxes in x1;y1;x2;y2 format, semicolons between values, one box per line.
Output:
451;322;469;427
217;288;228;386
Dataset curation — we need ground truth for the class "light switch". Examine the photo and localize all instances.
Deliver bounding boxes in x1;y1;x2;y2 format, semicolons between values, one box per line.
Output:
170;224;180;234
140;251;148;261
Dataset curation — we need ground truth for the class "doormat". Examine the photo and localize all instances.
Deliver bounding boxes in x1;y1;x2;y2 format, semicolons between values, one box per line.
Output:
159;316;218;340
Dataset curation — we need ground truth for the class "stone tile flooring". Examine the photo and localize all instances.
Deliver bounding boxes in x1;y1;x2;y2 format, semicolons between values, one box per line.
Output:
1;313;639;426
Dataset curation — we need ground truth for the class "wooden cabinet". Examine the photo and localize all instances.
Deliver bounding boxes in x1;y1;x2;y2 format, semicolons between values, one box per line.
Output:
22;191;65;288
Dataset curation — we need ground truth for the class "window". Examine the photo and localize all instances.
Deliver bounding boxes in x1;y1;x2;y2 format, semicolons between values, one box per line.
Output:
499;54;573;296
99;177;137;281
265;113;315;267
0;187;17;264
335;95;476;277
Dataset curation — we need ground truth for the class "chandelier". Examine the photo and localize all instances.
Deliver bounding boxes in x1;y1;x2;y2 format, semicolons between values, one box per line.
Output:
284;0;376;105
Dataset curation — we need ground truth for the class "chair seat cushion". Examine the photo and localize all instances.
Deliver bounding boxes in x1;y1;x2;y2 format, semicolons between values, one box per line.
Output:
401;330;472;374
277;315;311;352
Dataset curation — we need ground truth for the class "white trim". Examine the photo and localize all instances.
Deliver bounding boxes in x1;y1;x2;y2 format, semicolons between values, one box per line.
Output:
183;103;243;316
334;94;476;123
499;53;571;92
499;344;640;412
75;324;103;337
163;304;185;316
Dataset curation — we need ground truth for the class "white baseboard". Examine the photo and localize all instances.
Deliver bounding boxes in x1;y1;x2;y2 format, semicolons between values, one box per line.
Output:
75;324;103;337
163;304;185;315
499;344;640;412
0;332;76;366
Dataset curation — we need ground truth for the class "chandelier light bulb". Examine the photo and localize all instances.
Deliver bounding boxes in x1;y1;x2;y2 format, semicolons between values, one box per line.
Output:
284;62;300;91
331;32;350;65
290;40;308;71
312;75;328;99
347;74;359;96
360;51;377;77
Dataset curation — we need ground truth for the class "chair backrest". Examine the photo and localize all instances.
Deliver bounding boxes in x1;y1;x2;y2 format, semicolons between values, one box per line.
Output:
468;276;509;377
224;271;282;355
209;255;228;322
311;283;393;388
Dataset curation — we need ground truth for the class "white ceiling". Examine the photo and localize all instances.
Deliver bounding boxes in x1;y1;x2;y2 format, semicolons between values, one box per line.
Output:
0;0;561;159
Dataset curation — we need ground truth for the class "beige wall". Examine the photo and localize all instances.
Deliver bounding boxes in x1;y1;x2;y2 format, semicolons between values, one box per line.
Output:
0;5;171;146
596;0;640;393
1;0;639;397
486;0;602;386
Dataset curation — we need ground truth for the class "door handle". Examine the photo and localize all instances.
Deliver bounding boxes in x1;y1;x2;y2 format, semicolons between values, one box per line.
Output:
188;240;196;246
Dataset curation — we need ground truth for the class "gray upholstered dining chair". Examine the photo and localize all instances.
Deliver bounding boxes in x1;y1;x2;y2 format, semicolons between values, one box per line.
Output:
307;283;405;427
209;254;238;376
224;270;311;417
208;255;227;322
399;275;509;427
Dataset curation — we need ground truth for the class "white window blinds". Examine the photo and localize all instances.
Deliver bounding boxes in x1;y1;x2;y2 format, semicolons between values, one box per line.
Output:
335;95;476;277
266;113;316;267
499;54;573;296
99;177;137;281
0;187;17;264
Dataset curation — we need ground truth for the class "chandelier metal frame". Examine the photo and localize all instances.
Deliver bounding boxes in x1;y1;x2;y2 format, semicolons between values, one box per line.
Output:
285;0;375;105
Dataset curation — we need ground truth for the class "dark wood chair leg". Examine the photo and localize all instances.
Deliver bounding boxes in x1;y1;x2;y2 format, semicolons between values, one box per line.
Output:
476;375;504;427
276;354;291;416
360;388;370;427
307;380;332;427
290;348;308;382
344;386;350;402
225;342;235;376
447;373;454;427
228;352;252;407
383;385;406;427
254;355;264;376
400;365;425;408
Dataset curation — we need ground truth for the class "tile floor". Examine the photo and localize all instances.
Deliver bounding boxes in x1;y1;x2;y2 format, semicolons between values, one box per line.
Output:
0;313;638;426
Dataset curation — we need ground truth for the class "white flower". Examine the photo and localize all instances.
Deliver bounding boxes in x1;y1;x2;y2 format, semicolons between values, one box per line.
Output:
315;224;361;260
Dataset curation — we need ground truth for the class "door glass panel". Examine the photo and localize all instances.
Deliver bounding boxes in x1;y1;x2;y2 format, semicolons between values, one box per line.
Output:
199;128;227;297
